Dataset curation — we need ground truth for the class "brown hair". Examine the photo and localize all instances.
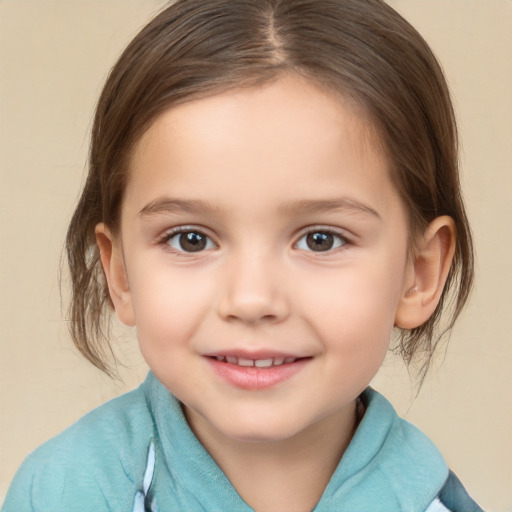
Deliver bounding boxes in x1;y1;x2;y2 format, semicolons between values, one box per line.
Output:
66;0;474;377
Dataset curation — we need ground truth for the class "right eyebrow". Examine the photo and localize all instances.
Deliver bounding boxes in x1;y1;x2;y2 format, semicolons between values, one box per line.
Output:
138;197;218;217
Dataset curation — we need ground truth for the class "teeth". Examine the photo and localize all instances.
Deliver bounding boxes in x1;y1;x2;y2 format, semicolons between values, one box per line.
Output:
214;356;298;367
254;358;273;368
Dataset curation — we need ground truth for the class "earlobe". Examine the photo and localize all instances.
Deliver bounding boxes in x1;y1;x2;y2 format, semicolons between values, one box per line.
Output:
395;216;456;329
95;223;136;327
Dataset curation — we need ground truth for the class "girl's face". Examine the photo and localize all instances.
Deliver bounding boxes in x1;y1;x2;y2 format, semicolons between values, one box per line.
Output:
107;75;415;442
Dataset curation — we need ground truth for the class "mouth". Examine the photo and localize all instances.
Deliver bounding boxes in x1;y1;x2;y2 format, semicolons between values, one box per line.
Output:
205;354;311;390
210;355;303;368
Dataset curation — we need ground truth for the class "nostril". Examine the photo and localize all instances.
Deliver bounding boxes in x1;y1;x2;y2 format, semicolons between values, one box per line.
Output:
216;276;290;324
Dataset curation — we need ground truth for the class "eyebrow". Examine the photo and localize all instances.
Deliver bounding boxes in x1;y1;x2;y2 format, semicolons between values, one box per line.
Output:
279;198;382;220
139;198;219;217
138;196;381;220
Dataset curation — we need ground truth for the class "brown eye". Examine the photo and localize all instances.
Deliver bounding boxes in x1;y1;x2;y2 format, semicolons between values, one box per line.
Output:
167;230;215;253
296;231;346;252
306;232;334;251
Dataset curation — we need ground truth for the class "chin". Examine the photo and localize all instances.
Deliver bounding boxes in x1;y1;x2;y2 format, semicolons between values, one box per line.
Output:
216;417;305;444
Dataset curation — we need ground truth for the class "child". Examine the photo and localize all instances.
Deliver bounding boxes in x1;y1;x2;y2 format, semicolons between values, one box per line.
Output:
3;0;483;510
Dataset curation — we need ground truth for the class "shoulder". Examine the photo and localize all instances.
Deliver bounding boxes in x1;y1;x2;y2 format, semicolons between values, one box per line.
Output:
360;388;448;477
356;389;483;512
342;388;448;510
434;470;485;512
3;381;154;511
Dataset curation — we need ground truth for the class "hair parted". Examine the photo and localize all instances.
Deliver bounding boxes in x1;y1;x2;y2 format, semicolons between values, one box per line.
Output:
66;0;474;377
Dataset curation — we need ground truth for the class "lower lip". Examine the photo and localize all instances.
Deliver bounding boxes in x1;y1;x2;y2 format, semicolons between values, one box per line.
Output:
206;358;310;390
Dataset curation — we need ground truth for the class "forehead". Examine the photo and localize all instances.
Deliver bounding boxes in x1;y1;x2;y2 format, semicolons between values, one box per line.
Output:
126;75;397;216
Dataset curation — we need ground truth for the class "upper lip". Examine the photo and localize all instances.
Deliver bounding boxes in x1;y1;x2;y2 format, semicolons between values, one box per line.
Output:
204;350;309;360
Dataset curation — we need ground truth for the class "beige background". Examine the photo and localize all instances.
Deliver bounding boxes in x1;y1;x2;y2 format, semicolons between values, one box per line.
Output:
0;0;511;509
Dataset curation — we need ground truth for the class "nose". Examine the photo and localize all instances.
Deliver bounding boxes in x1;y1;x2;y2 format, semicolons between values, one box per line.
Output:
217;251;290;325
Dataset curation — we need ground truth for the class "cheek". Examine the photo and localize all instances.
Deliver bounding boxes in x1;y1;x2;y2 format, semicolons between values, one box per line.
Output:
130;271;207;390
302;257;404;353
313;282;395;392
128;266;213;350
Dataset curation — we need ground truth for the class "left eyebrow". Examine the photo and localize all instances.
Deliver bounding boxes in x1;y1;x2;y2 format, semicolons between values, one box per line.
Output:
279;198;382;220
138;197;219;217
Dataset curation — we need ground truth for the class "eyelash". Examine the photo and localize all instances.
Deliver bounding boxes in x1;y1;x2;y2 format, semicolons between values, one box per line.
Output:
295;228;349;254
159;227;217;254
157;226;351;255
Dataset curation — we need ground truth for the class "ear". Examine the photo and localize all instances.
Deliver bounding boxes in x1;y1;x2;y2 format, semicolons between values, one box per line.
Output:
395;216;456;329
95;223;136;326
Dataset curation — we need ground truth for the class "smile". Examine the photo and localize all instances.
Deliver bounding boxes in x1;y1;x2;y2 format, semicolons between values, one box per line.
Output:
213;356;298;367
206;354;311;390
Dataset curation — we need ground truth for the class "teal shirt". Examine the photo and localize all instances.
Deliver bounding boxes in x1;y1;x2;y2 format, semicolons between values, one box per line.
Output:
3;372;481;511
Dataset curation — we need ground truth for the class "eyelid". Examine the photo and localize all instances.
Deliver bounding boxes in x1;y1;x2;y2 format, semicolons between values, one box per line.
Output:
158;225;218;253
294;226;352;253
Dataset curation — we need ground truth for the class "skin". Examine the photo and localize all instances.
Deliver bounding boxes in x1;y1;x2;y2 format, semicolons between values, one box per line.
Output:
97;75;455;512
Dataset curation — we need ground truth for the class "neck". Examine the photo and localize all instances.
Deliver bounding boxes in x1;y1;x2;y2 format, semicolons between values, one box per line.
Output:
185;401;360;512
